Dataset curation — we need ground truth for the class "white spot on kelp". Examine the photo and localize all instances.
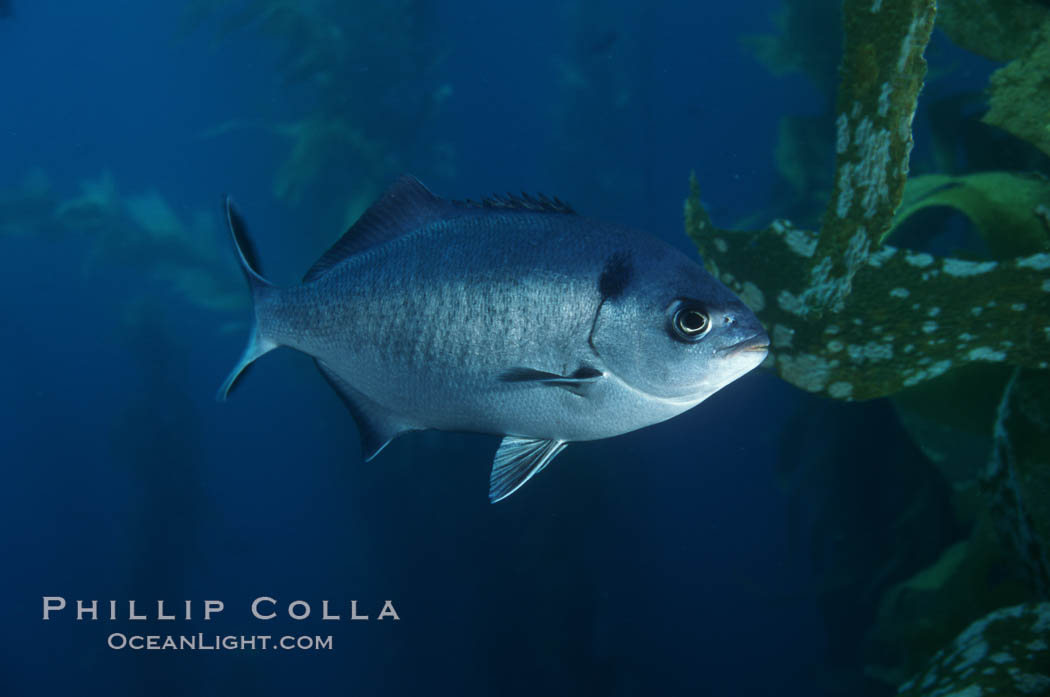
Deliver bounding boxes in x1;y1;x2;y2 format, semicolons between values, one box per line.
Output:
848;117;892;219
943;259;997;277
739;281;765;312
835;113;850;154
772;324;794;348
836;163;854;218
902;359;952;387
778;354;831;392
1017;252;1050;270
968;347;1006;362
898;17;923;73
777;289;804;316
877;82;892;117
784;228;818;257
847;342;893;362
828;381;853;399
905;251;934;268
867;245;897;268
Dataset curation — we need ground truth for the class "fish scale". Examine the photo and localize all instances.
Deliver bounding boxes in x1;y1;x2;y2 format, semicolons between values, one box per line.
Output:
218;175;768;502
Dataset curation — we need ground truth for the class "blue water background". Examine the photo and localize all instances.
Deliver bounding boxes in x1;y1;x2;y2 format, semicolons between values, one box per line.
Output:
0;2;991;695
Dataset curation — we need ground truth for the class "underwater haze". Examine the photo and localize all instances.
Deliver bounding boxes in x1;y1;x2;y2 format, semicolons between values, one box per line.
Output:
3;1;1049;696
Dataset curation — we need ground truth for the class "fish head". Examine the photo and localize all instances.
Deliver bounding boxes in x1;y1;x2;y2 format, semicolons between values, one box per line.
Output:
590;246;768;404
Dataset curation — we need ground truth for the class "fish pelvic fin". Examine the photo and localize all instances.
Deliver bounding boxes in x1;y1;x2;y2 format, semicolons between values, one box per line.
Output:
216;196;278;401
489;437;568;503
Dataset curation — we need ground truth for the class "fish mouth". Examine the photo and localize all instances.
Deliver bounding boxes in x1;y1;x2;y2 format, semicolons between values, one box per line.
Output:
723;333;771;357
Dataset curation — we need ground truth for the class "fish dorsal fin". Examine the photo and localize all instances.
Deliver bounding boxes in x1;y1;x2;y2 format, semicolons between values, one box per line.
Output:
303;175;449;283
489;437;568;503
457;192;575;215
315;360;412;460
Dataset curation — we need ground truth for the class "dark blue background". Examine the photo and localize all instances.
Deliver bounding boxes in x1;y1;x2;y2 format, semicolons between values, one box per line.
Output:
0;1;935;695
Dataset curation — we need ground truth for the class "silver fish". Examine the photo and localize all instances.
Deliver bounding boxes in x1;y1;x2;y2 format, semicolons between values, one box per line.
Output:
219;176;769;502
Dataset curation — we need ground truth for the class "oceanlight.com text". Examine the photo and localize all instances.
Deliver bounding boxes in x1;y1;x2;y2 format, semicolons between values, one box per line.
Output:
107;633;333;651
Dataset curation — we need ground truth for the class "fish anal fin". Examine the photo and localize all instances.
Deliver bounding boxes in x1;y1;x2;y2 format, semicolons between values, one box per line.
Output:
315;360;410;460
489;437;568;503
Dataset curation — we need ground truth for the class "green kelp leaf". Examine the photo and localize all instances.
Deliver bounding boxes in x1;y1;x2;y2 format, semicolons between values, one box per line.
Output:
898;603;1050;696
864;516;1034;688
688;0;937;323
985;369;1050;596
936;0;1050;62
182;0;452;221
685;0;1050;401
888;172;1050;257
46;172;245;315
272;117;386;205
688;181;1050;400
983;20;1050;159
890;364;1009;483
53;171;119;227
689;0;939;317
882;168;1049;523
816;0;936;315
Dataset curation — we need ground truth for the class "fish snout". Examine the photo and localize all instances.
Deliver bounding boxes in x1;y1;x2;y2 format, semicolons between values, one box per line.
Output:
710;305;769;358
718;304;770;359
724;332;771;358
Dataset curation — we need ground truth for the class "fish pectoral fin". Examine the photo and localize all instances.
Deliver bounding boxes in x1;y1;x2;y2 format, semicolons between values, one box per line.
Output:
489;437;568;503
498;364;603;397
315;360;410;461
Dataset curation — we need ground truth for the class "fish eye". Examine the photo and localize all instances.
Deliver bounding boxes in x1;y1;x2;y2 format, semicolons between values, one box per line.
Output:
671;305;710;340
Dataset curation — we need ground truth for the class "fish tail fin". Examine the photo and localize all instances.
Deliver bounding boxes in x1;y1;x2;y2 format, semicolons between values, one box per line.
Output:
217;195;278;402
